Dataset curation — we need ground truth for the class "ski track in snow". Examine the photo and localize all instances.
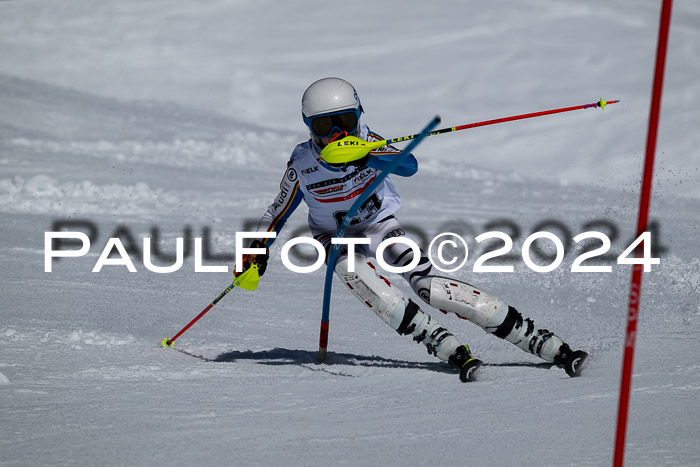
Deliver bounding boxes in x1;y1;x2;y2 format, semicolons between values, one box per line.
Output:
1;0;700;465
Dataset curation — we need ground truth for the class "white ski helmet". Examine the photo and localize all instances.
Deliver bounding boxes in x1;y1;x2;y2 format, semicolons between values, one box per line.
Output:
301;77;363;145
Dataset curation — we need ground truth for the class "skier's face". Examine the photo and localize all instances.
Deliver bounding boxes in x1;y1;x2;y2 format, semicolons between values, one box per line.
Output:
306;109;360;146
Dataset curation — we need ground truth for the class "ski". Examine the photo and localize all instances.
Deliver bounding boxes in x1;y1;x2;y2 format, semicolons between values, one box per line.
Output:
563;350;589;377
459;358;483;382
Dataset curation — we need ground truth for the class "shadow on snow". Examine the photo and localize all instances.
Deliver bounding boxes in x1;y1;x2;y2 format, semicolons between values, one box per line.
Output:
176;347;555;374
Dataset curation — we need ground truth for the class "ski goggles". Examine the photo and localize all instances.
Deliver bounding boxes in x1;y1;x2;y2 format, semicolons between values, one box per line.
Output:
304;108;361;139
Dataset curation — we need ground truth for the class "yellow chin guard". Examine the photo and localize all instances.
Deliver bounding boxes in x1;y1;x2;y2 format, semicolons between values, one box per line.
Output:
321;136;388;165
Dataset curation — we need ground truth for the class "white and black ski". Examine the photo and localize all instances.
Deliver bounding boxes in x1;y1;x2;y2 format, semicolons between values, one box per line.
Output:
459;358;483;382
563;350;588;377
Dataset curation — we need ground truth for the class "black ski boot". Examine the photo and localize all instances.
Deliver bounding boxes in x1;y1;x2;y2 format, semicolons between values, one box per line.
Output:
555;343;588;377
449;345;483;382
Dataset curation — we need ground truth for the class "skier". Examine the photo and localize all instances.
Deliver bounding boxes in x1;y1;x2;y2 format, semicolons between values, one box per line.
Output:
240;77;587;381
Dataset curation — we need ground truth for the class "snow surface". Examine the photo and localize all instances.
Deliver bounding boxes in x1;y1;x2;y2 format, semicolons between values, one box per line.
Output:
1;1;699;466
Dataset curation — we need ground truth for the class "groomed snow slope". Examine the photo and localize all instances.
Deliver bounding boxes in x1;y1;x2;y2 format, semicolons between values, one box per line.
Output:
1;1;699;465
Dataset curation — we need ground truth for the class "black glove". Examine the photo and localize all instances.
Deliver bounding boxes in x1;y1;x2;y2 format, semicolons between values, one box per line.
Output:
241;239;269;276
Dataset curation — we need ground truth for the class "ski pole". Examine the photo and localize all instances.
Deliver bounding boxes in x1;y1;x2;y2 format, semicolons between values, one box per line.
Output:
162;264;259;347
321;98;620;166
387;98;618;144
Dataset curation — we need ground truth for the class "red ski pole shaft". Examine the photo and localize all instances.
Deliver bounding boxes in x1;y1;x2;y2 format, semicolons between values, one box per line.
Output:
387;98;619;145
164;282;236;347
162;263;260;347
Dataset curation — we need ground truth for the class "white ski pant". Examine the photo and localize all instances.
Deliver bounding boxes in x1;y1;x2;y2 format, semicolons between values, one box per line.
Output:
316;216;567;363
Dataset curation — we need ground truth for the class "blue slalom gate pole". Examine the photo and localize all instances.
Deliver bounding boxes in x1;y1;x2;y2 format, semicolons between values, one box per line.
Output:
318;116;442;361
